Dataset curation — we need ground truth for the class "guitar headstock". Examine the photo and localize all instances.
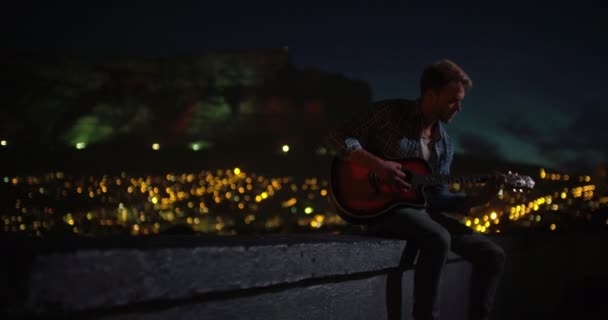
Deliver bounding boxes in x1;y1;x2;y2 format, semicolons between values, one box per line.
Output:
505;171;535;192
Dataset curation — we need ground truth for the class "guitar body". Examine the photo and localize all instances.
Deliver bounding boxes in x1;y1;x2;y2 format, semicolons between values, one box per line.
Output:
329;154;535;224
329;156;432;223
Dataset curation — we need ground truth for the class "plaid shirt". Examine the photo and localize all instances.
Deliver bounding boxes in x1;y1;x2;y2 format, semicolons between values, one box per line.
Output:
327;99;467;211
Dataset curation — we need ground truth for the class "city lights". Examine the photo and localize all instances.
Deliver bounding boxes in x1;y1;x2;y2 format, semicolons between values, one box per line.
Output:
0;158;604;237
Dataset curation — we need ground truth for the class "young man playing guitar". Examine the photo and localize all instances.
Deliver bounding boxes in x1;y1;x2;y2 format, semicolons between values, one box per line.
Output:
328;59;507;320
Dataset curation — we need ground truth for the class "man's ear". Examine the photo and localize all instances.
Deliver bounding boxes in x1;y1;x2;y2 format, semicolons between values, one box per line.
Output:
422;89;436;100
427;88;441;103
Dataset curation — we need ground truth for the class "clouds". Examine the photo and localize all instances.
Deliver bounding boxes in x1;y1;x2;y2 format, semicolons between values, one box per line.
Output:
551;105;607;151
498;102;608;171
499;114;541;139
456;132;502;160
541;105;608;170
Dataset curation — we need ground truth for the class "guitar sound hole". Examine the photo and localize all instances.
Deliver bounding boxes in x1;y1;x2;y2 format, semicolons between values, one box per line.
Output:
368;172;381;193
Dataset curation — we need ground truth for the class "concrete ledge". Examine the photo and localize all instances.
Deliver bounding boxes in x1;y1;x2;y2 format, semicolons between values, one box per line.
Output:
1;234;468;319
5;231;608;319
103;274;395;320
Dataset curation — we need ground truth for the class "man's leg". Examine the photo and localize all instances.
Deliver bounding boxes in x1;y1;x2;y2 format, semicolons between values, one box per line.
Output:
367;208;452;320
430;212;506;320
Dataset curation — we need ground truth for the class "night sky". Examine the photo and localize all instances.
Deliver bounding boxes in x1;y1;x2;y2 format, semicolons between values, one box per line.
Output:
3;0;607;172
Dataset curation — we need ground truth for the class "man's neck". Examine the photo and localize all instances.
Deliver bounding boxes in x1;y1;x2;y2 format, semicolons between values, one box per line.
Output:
418;98;439;134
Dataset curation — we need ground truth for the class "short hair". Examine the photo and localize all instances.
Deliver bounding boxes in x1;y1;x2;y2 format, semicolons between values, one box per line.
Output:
420;59;472;94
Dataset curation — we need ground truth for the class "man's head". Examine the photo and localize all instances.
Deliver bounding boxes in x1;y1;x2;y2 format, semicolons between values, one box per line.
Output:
419;59;472;124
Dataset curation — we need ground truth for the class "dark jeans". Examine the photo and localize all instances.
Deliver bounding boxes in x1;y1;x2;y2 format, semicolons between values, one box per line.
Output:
366;207;505;320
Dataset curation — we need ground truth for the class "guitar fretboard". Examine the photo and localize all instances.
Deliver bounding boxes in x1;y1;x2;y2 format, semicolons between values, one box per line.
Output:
413;175;488;186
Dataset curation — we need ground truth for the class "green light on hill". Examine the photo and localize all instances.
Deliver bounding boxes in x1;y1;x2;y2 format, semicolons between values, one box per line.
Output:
64;116;113;147
189;141;212;151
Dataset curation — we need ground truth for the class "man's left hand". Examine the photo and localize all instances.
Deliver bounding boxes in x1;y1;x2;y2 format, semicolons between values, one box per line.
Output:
479;172;506;201
460;172;507;213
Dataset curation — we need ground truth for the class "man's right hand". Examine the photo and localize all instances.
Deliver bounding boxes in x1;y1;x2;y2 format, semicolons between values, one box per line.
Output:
373;159;412;190
345;149;412;191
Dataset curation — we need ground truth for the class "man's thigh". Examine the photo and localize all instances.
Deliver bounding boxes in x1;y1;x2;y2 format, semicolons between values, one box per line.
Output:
428;211;503;262
366;207;448;241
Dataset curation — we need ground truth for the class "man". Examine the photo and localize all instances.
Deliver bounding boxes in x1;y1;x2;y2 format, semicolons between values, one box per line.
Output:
327;59;506;320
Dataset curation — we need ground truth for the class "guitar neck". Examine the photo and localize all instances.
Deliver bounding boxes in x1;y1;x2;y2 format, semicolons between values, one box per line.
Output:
414;174;489;186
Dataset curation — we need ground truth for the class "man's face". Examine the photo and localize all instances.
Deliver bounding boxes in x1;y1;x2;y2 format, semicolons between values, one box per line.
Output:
433;81;465;123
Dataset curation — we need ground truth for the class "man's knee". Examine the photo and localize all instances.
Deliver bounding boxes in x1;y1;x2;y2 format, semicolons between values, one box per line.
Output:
424;227;451;253
487;244;506;272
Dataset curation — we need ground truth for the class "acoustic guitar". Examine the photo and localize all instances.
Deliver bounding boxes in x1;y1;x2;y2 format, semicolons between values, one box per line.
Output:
329;156;535;223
